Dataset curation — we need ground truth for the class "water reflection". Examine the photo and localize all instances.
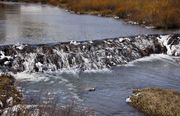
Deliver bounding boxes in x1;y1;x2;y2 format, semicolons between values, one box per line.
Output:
0;5;6;43
20;5;44;38
21;22;46;40
20;5;42;13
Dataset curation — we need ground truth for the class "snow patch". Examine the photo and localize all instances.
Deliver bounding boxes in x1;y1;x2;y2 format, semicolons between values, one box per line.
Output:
70;41;80;45
113;16;119;19
128;21;139;25
145;26;155;29
126;97;131;103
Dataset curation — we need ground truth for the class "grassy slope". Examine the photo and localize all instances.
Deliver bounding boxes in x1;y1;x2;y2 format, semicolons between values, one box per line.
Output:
50;0;180;29
128;88;180;116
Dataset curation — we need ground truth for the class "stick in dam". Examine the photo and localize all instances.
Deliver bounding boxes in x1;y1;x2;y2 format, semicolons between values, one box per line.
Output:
0;34;179;72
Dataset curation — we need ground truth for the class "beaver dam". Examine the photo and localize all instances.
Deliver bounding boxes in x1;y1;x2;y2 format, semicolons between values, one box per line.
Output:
0;34;179;72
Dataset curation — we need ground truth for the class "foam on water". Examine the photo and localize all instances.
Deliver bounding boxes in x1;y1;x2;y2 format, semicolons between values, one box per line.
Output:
126;54;176;66
84;68;111;73
13;71;83;103
11;67;111;83
13;72;46;82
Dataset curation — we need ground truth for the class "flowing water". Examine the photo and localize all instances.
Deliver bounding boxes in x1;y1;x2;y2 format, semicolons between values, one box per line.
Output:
0;2;180;116
16;54;180;116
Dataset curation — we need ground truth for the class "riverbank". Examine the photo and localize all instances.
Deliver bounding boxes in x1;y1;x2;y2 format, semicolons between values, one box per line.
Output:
60;0;180;29
0;74;22;114
18;0;180;29
127;88;180;116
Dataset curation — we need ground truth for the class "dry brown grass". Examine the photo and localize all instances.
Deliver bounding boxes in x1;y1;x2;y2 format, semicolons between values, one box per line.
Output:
128;88;180;116
0;74;22;111
115;0;180;29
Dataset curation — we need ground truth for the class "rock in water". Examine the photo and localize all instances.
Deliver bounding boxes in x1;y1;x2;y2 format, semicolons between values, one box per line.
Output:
87;88;96;92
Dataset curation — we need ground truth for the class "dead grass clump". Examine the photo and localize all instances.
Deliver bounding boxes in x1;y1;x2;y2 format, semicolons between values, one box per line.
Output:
116;0;180;29
128;88;180;116
0;74;22;112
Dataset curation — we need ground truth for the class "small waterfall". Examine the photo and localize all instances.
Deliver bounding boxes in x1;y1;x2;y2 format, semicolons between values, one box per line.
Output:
0;34;179;73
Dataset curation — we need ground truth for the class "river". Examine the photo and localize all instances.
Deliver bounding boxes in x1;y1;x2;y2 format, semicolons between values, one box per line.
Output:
0;2;180;116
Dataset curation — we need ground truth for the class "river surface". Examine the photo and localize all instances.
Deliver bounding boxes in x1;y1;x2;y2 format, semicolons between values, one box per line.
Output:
0;2;180;116
17;54;180;116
